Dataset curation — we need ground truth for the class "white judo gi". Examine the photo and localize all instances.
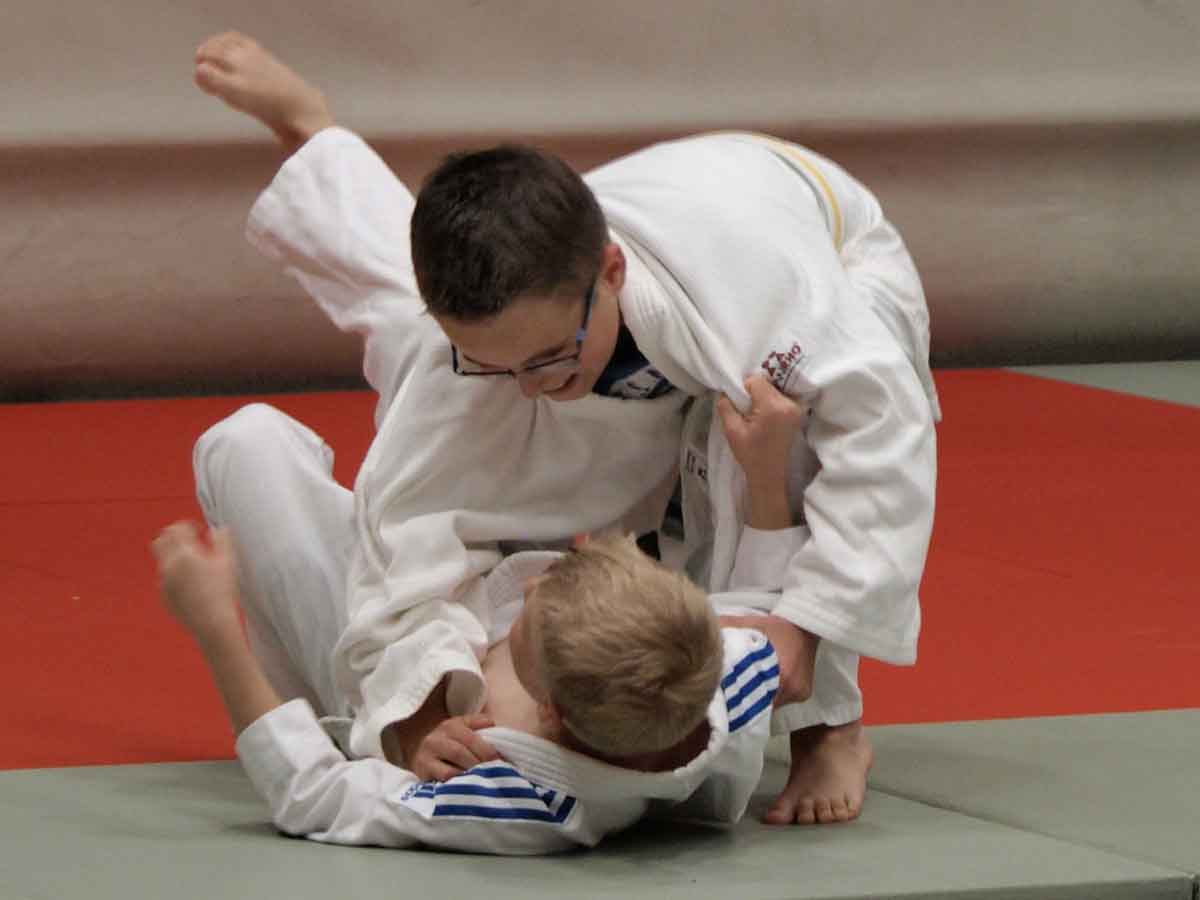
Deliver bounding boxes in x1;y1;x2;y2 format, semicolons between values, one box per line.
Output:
587;132;940;730
195;403;780;853
239;126;938;742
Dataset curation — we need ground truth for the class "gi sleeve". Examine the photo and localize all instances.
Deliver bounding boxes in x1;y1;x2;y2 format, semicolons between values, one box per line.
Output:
236;699;582;855
332;511;503;760
768;330;935;664
244;126;429;416
701;306;934;665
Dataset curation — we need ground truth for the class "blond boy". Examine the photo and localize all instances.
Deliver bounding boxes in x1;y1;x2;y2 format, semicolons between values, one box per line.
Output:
156;497;777;854
155;360;803;853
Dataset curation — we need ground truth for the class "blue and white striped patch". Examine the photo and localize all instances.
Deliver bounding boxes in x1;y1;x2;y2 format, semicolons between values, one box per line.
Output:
406;765;577;824
721;642;780;733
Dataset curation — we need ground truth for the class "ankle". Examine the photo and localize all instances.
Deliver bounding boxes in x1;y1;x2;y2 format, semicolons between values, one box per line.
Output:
790;719;864;748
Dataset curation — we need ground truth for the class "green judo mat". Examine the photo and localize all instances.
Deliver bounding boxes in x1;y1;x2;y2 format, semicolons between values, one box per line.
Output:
1;740;1193;900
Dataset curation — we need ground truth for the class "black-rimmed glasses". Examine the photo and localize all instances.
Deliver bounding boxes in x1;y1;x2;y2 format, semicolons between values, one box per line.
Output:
451;281;596;378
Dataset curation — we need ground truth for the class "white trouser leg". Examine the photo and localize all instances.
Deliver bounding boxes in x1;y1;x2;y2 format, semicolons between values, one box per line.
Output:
771;643;862;734
193;403;354;717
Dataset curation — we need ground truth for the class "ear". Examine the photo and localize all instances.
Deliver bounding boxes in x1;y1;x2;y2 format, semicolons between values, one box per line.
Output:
537;700;565;739
600;241;625;293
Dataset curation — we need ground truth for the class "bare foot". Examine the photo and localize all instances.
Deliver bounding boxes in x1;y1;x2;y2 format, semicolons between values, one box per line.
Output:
194;31;334;154
764;720;873;825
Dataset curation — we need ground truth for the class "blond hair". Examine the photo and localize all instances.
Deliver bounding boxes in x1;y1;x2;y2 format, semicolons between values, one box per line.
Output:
529;534;722;757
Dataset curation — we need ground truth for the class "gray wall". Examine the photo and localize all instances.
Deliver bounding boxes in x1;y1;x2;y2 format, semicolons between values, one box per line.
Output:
5;1;1199;399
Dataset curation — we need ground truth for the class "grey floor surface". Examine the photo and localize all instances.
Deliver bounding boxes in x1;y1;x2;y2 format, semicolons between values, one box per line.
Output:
1;758;1193;900
3;361;1197;899
868;711;1200;876
1010;360;1199;408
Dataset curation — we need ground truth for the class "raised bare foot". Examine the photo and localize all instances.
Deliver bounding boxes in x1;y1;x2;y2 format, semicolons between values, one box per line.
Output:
194;31;334;154
764;720;873;825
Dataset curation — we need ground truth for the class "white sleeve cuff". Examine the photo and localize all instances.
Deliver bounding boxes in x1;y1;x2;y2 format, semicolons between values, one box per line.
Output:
236;699;344;811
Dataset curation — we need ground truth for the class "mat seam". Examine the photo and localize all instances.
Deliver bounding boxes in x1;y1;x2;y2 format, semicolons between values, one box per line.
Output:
872;784;1198;885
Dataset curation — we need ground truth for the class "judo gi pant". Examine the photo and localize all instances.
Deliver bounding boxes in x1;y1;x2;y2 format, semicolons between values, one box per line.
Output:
194;403;352;718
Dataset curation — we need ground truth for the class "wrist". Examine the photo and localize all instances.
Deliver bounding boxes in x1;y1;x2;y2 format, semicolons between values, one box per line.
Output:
746;470;787;501
745;481;792;530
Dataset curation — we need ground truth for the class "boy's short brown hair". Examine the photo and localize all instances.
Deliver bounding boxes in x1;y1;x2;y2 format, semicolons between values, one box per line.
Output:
410;144;608;321
529;535;722;756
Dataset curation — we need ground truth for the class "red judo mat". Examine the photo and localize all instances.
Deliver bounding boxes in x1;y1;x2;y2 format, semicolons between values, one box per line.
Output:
2;370;1198;770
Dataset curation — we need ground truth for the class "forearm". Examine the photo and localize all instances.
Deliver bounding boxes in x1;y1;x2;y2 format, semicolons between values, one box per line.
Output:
744;472;792;531
195;626;282;735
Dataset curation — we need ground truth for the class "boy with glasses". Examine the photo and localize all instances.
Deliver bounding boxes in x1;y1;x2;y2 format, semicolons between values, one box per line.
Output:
193;30;940;826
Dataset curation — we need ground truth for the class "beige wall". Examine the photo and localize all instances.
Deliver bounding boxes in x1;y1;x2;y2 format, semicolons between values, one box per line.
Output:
4;1;1199;398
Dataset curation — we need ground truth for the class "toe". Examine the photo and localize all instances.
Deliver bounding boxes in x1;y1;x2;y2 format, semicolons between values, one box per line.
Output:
793;798;817;825
829;796;851;822
762;808;791;826
846;793;864;821
813;798;835;824
763;795;796;826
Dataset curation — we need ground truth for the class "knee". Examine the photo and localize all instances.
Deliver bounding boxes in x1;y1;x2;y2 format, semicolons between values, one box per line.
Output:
193;404;291;510
195;403;288;466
